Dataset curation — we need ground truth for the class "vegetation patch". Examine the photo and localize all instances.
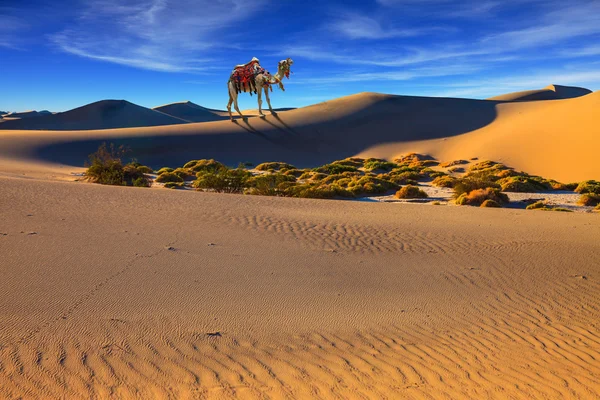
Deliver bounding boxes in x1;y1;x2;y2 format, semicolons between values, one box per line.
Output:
440;160;469;168
156;167;174;174
188;159;227;173
364;160;398;172
455;188;508;207
313;163;359;175
194;168;252;193
498;176;551;192
85;143;151;187
575;180;600;195
432;175;458;188
394;185;428;199
156;172;184;183
577;194;600;207
256;162;296;171
480;199;501;208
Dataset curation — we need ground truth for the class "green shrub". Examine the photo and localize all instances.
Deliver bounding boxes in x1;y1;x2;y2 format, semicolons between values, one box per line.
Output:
394;185;428;199
453;178;501;198
156;172;184;183
135;165;153;174
455;188;509;206
156;167;174;174
283;168;306;177
481;199;501;208
498;176;551;192
85;143;127;185
313;163;358;175
164;182;185;189
542;207;573;212
469;160;509;172
575;181;600;195
578;194;600;207
255;162;296;171
526;201;547;210
283;182;353;199
246;173;296;196
173;167;196;180
432;175;458;188
364;160;398;171
331;158;365;168
193;168;252;193
188;159;227;173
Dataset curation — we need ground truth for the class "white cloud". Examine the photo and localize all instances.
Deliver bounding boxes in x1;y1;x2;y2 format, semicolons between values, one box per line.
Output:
50;0;267;72
328;13;436;40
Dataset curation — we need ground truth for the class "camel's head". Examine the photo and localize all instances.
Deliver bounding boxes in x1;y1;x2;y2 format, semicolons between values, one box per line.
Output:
278;58;294;78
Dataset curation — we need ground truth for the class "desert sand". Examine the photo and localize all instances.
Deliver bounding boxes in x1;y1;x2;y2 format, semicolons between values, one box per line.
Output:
1;176;600;399
487;84;592;101
1;87;598;182
1;87;600;398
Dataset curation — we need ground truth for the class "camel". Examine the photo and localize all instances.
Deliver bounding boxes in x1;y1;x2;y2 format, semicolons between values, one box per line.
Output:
227;58;293;121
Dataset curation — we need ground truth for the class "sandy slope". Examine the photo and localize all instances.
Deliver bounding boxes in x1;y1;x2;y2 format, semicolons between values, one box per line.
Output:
152;101;228;123
488;84;592;101
1;177;600;398
0;89;598;182
0;100;188;130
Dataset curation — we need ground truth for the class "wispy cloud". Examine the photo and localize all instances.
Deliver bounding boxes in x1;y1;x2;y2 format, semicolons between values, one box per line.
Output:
327;13;441;40
50;0;267;72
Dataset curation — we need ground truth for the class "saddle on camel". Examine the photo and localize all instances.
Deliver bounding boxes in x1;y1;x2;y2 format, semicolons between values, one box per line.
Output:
230;57;269;95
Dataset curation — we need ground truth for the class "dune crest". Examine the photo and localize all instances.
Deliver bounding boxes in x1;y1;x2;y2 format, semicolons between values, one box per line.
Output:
0;100;188;130
488;84;592;101
152;100;228;123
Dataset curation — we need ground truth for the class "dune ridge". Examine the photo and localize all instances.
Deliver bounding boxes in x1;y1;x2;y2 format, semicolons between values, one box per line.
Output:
152;101;228;123
1;177;600;398
488;84;592;101
0;100;189;131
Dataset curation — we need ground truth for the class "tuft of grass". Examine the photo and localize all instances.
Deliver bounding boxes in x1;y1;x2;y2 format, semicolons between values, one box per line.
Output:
577;194;600;207
255;162;296;171
156;171;184;183
156;167;174;174
394;185;428;199
432;175;458;188
526;201;547;210
364;160;398;172
246;173;297;196
313;163;358;175
173;167;196;180
480;199;501;208
439;159;469;168
498;176;551;192
188;159;227;173
455;188;508;206
453;178;501;198
575;180;600;195
331;158;365;168
164;182;185;189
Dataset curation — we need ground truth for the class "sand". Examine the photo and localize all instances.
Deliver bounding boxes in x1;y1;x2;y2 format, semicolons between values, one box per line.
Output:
1;176;600;398
0;90;598;182
2;87;600;398
152;101;228;123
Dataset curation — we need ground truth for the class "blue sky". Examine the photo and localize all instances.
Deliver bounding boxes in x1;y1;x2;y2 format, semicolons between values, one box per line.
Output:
2;0;600;112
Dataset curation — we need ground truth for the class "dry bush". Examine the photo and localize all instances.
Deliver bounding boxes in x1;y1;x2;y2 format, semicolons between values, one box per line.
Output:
85;143;127;185
575;180;600;195
480;199;501;208
526;201;547;210
498;176;551;192
256;162;296;171
453;177;501;198
331;158;365;168
156;172;184;183
193;168;252;193
432;175;458;188
394;185;428;199
156;167;174;174
364;160;398;171
577;194;600;207
455;188;508;206
246;173;296;196
187;159;227;173
439;160;469;168
313;163;358;174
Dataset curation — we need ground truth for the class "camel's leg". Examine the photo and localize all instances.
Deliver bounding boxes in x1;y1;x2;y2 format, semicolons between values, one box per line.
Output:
257;84;264;117
229;83;244;120
227;83;234;121
264;86;274;112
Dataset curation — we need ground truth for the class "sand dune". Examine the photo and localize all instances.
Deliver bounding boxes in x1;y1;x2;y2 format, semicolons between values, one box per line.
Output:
488;84;592;101
1;177;600;398
1;110;45;119
152;101;228;123
0;100;188;131
1;89;599;182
